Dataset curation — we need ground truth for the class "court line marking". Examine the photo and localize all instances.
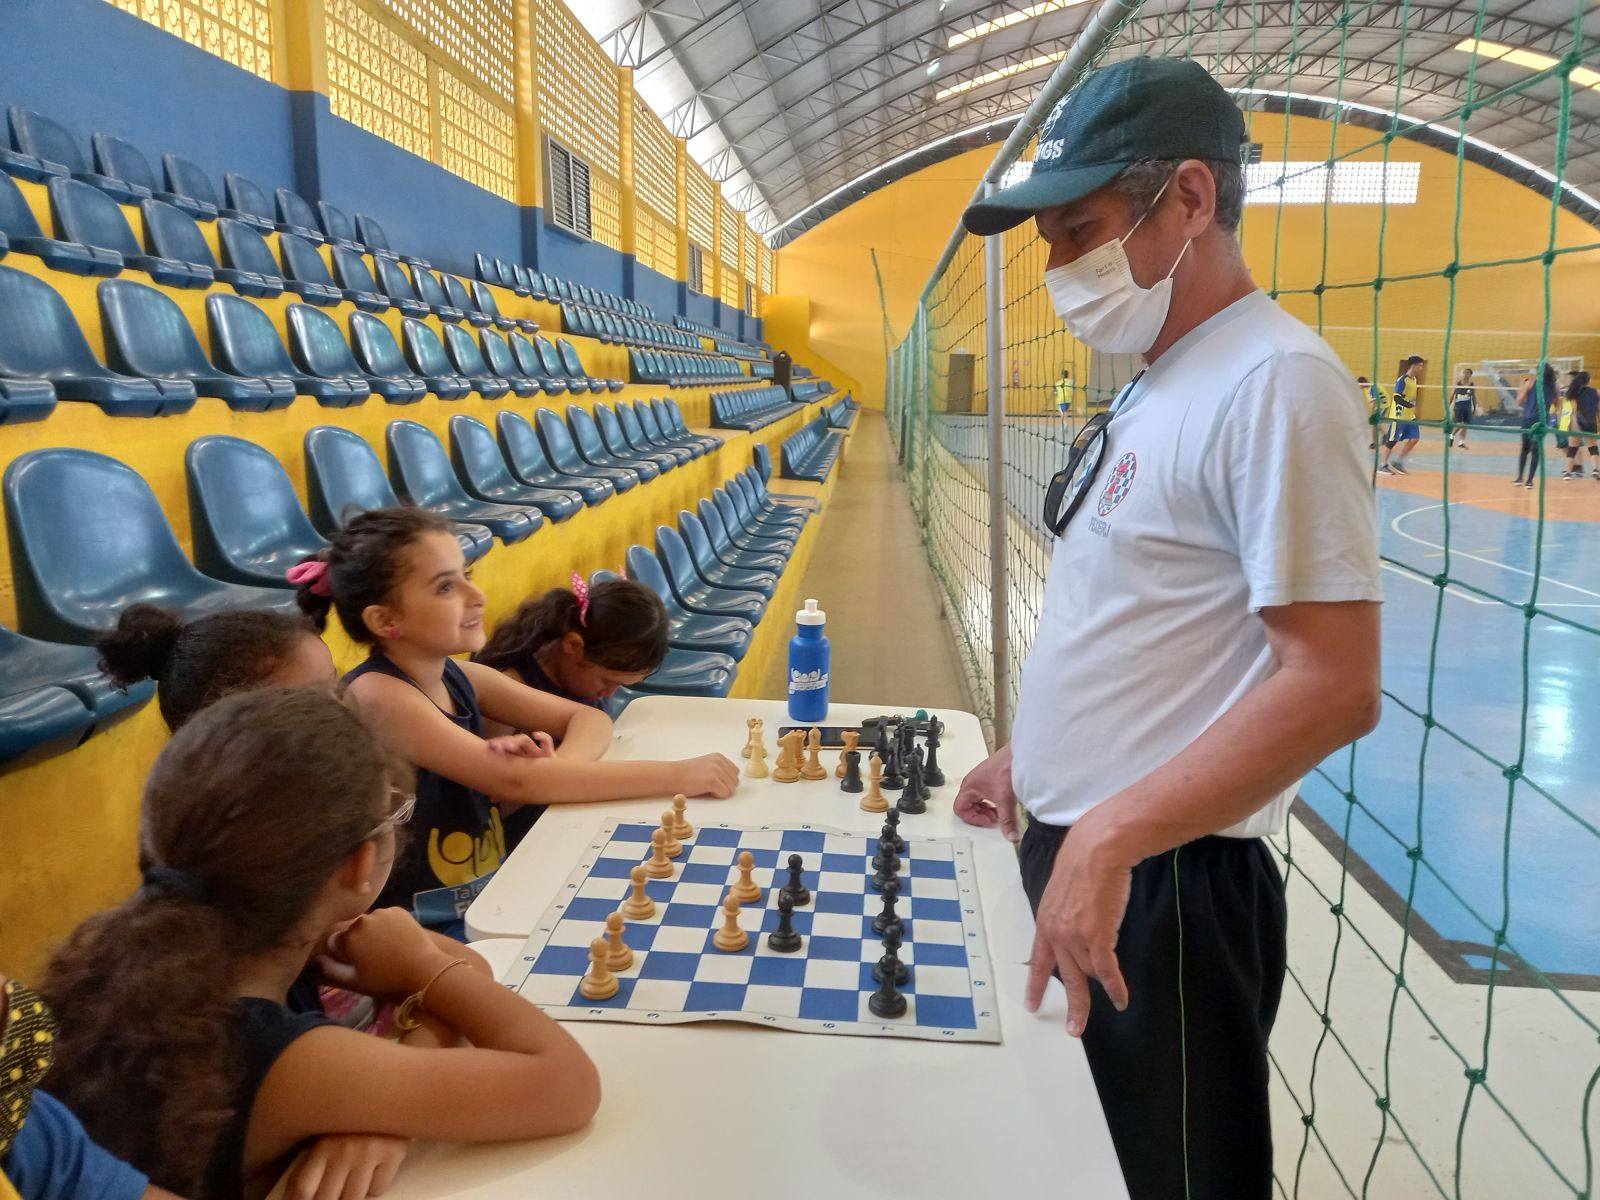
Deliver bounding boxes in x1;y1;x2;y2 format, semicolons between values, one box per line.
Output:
1389;504;1600;604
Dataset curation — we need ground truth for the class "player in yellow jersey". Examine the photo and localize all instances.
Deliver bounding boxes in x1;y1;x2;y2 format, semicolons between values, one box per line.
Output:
1378;355;1424;475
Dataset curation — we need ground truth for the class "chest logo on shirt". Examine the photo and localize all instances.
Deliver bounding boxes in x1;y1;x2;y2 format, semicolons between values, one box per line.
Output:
1096;452;1138;516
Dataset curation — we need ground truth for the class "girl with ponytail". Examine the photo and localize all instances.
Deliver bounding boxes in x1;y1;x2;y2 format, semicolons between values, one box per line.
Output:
41;688;599;1200
294;508;737;930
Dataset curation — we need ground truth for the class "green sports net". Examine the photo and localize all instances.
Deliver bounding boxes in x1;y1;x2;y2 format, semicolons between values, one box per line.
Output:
886;2;1600;1195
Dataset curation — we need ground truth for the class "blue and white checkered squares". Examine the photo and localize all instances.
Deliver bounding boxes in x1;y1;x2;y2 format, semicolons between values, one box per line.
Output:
507;819;1001;1043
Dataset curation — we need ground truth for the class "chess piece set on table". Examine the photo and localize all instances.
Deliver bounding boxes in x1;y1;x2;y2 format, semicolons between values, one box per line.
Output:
583;797;694;1000
740;715;947;819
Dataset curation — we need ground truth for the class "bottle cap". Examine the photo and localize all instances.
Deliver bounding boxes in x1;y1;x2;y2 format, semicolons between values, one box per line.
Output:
796;598;826;625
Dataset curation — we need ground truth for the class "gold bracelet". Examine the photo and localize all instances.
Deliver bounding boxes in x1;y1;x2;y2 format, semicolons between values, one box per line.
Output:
395;959;469;1031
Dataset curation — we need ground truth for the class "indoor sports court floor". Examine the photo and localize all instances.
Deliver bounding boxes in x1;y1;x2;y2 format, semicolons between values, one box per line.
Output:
789;412;1600;1196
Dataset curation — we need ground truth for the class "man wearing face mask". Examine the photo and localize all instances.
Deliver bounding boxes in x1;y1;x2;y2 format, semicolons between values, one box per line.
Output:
953;57;1383;1200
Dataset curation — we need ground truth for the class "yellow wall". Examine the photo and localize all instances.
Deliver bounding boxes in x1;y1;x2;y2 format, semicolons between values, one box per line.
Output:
781;114;1600;418
776;146;1000;409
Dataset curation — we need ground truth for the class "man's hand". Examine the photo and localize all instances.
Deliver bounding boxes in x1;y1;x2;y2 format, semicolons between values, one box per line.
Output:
282;1135;409;1200
1025;808;1133;1037
952;745;1018;842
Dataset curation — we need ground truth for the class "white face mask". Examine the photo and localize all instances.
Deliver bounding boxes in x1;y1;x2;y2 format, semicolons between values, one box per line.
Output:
1044;177;1191;355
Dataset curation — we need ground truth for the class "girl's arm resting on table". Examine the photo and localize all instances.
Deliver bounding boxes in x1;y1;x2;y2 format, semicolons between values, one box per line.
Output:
461;662;613;758
347;674;734;803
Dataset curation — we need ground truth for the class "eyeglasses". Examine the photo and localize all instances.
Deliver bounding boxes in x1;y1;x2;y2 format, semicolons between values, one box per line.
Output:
1042;409;1114;537
367;787;417;841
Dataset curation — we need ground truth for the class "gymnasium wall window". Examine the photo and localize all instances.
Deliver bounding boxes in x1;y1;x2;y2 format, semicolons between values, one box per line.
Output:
547;138;593;239
325;0;432;162
1244;160;1421;205
688;243;705;294
110;0;274;81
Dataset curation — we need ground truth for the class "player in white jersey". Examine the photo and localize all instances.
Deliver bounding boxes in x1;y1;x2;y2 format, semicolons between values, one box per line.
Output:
957;56;1383;1200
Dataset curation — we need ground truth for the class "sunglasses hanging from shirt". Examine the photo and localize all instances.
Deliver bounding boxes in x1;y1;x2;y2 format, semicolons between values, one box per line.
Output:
1042;372;1144;537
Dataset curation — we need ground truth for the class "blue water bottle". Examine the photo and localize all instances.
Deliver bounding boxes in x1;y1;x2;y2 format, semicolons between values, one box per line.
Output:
787;598;830;722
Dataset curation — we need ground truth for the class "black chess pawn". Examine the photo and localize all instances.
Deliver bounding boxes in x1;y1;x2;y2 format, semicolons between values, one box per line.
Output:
898;746;928;815
870;834;900;878
873;930;909;985
883;808;905;854
923;716;945;787
872;879;903;938
868;954;908;1019
767;893;802;953
779;853;810;907
839;748;863;794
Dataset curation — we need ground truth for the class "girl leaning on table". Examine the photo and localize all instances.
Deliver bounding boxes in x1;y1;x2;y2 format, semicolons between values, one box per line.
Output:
291;506;739;931
39;688;601;1200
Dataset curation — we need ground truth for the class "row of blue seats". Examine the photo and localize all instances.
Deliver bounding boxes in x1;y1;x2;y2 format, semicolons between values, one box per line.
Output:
792;378;835;403
0;171;530;330
477;255;653;321
561;302;699;352
0;268;623;422
630;348;747;387
4;104;431;270
0;424;807;767
715;340;767;361
673;314;766;353
711;384;805;431
826;395;859;429
781;412;847;483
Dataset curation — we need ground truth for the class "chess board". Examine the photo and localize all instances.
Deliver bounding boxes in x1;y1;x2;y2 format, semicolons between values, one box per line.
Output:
503;819;1002;1043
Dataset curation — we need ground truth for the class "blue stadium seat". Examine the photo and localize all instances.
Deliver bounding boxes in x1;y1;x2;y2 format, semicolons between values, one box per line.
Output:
559;338;623;391
440;324;511;400
702;495;793;559
8;107;150;204
448;414;583;522
654;526;768;620
399;318;472;400
407;265;466;323
217;170;276;233
0;265;180;416
355;213;427;266
595;403;676;473
3;448;299;645
385;420;542;545
682;508;787;574
276;232;346;306
753;442;775;481
93;133;215;220
631;644;738;699
213;218;288;299
155;154;226;222
566;405;657;481
274;186;325;243
303;425;491;562
732;471;810;530
0;171;109;275
780;412;846;482
617;401;692;465
740;465;817;518
140;199;270;296
98;278;292;411
533;408;639;493
50;178;210;287
314;200;361;250
347;311;432;403
0;624;151;769
469;279;536;333
533;335;586;394
495;410;614;506
510;332;565;395
371;257;429;317
185;435;327;587
206;292;367;408
675;513;779;595
593;565;752;662
287;304;418;404
327;246;391;312
710;383;802;430
440;272;491;329
622;400;694;463
479;329;538;397
656;398;722;453
635;399;704;459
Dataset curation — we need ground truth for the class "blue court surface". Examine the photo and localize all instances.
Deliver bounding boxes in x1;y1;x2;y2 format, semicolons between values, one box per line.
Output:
1301;490;1599;987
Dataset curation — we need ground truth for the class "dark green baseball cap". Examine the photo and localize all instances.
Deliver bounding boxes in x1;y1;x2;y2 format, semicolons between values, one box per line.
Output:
962;56;1247;236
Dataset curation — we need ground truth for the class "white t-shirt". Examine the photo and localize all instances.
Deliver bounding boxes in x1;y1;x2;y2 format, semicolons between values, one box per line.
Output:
1010;289;1383;837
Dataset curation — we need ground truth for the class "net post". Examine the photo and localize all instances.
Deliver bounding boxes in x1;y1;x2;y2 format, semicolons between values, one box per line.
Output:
983;185;1011;744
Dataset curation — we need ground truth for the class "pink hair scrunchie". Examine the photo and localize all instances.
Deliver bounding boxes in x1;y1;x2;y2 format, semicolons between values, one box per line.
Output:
287;560;332;597
570;571;590;626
